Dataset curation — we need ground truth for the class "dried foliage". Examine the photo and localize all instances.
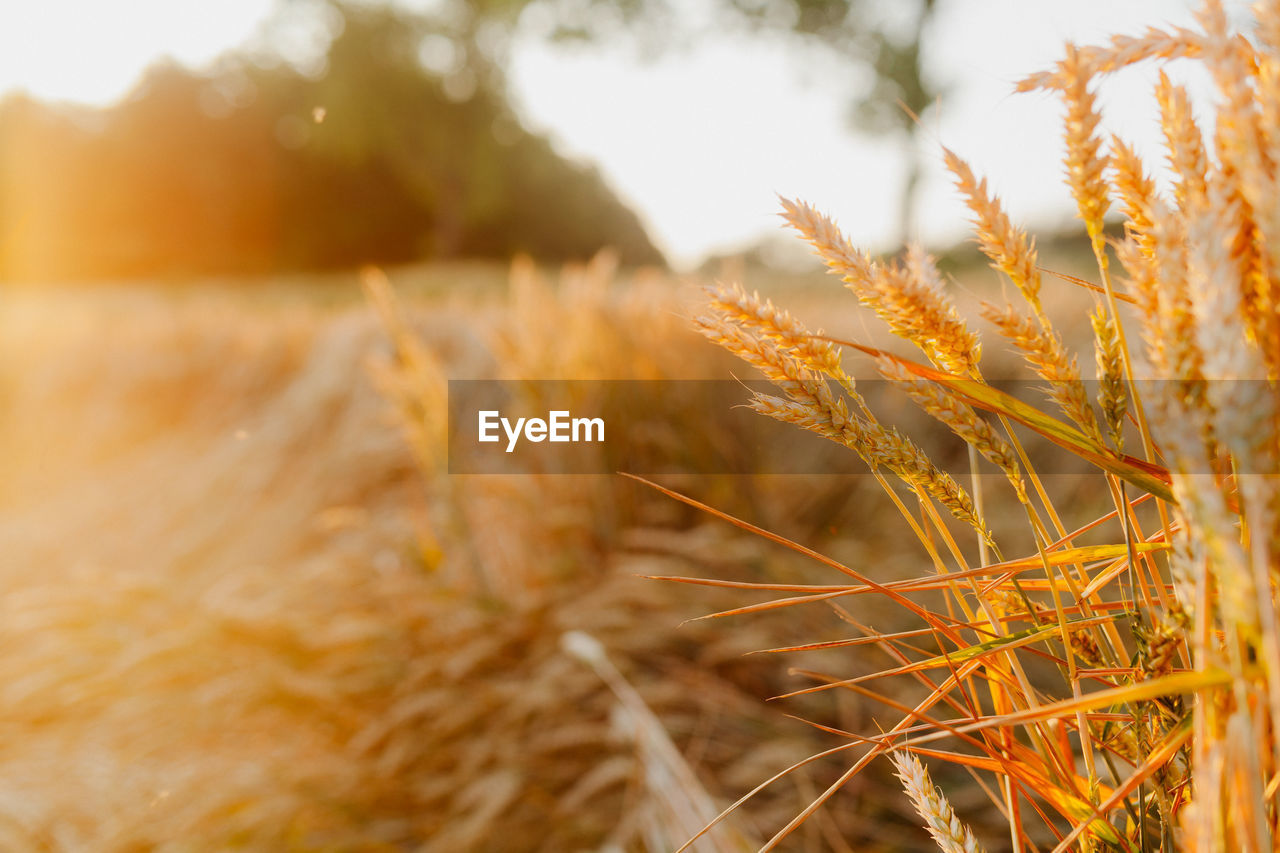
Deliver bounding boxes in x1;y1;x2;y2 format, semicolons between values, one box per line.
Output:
674;3;1280;851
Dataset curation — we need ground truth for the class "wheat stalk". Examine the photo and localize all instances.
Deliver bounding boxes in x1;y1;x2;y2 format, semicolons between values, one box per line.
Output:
672;3;1280;850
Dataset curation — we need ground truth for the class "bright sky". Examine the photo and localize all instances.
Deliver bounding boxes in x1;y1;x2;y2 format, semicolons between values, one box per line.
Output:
0;0;1250;268
0;2;272;104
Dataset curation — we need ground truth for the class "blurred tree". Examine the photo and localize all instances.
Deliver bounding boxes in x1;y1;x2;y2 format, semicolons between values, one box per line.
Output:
0;0;940;283
0;0;662;283
262;1;661;265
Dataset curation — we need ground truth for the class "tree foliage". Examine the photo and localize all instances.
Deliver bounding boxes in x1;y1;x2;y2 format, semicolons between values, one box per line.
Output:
0;0;943;283
0;1;662;283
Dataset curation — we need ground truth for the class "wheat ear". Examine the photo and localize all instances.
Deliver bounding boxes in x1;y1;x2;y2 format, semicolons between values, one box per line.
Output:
706;281;848;383
781;198;980;376
1091;305;1128;452
876;356;1026;502
1016;25;1203;92
697;308;992;540
982;302;1103;442
1061;44;1111;249
889;751;987;853
943;148;1043;320
1109;135;1157;256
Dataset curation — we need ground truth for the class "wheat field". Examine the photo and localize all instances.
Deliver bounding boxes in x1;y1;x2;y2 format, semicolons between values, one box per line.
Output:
0;259;985;851
7;3;1277;851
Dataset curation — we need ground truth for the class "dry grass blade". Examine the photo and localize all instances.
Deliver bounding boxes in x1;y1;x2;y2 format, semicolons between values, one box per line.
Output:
1047;718;1193;853
621;474;962;637
773;615;1116;702
901;670;1234;746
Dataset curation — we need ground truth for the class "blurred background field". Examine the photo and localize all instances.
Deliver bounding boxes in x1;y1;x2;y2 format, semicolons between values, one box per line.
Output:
0;248;1114;850
0;0;1220;849
0;257;991;850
